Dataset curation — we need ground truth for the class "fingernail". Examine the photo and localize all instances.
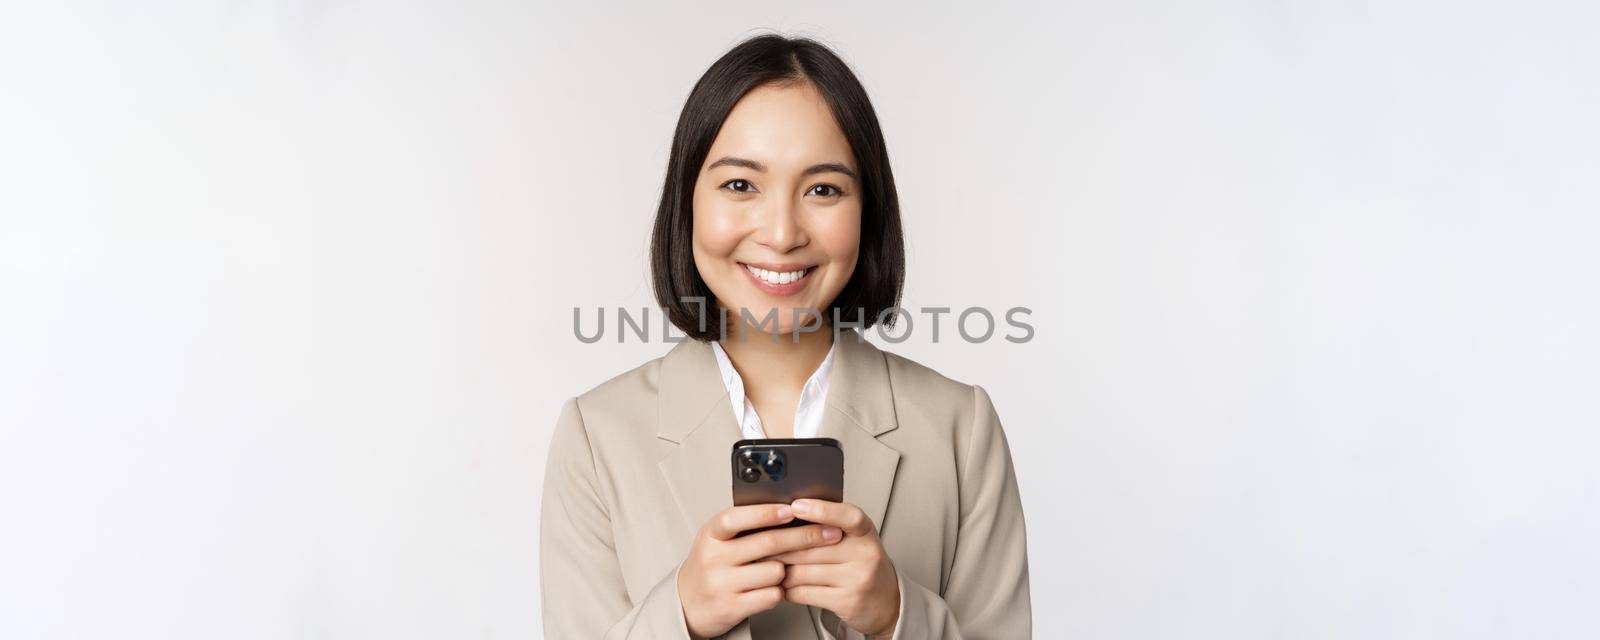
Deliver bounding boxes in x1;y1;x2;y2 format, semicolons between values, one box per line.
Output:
777;506;792;519
791;500;811;515
822;526;842;541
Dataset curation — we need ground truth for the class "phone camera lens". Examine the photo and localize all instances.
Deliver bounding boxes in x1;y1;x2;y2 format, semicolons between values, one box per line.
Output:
739;466;761;483
762;450;786;481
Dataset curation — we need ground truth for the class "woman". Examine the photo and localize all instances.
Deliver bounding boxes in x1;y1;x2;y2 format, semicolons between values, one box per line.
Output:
541;35;1031;639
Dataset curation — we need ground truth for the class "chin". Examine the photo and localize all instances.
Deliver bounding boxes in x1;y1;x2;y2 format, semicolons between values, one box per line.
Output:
725;303;824;334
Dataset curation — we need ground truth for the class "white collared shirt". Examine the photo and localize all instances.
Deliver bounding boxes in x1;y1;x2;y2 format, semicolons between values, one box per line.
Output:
709;340;836;440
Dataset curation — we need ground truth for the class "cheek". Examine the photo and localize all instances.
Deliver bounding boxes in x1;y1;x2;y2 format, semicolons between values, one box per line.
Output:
815;207;863;282
691;192;744;261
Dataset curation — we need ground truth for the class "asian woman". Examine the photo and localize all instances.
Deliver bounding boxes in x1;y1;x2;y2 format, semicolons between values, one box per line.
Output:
540;34;1031;639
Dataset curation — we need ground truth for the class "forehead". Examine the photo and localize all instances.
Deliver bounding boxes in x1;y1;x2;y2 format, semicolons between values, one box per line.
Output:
705;81;855;170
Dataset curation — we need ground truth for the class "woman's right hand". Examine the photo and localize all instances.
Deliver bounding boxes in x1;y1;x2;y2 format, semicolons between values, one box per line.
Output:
677;503;844;639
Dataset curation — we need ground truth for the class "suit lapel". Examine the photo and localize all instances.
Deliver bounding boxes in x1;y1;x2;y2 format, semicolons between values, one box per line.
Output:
816;330;902;535
656;338;743;539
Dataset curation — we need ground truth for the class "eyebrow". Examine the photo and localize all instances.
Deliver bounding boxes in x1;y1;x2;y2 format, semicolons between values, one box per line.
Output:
707;156;766;172
706;156;859;181
802;162;858;180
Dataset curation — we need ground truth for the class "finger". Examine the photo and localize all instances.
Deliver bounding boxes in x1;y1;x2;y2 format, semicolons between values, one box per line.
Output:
728;523;842;564
721;560;786;592
790;499;875;537
734;585;785;616
783;584;846;611
780;563;846;588
706;504;795;540
765;543;850;565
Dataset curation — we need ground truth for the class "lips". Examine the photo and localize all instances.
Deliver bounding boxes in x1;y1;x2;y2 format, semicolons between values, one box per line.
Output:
739;262;815;295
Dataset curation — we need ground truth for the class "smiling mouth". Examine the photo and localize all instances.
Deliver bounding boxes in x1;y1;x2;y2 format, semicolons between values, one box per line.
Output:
739;263;815;287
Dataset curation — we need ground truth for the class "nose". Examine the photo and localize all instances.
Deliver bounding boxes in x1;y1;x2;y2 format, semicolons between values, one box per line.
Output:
753;195;809;253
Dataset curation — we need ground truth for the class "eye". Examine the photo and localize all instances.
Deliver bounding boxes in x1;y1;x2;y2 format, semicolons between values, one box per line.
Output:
807;184;843;198
721;179;757;194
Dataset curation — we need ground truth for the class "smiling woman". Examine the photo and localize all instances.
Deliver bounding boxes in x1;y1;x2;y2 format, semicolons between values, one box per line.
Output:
541;34;1031;640
692;81;863;332
652;37;904;343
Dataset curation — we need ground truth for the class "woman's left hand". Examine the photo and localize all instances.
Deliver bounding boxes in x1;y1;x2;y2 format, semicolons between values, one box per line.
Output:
768;498;900;639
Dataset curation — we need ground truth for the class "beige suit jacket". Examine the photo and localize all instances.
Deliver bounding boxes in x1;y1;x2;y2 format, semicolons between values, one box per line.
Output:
540;331;1031;639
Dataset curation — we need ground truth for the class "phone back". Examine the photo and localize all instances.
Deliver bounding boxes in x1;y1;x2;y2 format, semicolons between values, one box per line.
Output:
731;438;844;531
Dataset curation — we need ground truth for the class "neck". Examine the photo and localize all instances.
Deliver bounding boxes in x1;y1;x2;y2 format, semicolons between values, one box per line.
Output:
717;324;835;399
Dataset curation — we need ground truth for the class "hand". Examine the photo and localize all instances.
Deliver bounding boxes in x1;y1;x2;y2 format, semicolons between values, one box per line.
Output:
677;503;845;639
769;499;901;639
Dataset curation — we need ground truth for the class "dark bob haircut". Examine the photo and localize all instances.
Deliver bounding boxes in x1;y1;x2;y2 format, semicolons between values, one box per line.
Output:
650;34;904;341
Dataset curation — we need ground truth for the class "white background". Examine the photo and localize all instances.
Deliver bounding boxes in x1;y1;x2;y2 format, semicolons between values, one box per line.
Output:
3;1;1597;638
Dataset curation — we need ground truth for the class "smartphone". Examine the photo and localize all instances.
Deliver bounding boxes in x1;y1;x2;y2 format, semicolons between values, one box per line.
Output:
731;438;844;536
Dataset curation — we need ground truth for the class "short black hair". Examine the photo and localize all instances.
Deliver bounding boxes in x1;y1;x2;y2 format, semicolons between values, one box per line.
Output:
650;34;905;341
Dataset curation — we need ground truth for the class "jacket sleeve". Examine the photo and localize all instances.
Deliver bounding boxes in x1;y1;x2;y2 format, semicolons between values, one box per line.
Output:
541;398;694;639
889;385;1033;639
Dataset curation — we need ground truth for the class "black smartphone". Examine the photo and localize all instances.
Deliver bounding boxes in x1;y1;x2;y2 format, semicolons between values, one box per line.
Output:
731;438;844;536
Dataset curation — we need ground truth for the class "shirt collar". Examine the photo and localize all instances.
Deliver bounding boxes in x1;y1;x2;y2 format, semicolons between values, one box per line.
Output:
802;341;837;403
708;339;749;413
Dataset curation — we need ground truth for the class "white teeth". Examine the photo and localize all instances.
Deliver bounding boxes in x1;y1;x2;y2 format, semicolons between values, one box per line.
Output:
745;264;807;286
